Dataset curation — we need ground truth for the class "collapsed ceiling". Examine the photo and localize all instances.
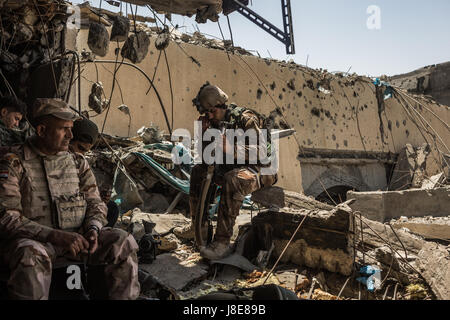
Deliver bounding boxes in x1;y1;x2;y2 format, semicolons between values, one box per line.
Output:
120;0;222;21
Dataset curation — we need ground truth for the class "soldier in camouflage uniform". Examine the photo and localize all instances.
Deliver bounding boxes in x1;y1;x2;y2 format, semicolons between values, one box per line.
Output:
175;84;277;260
0;95;31;147
0;98;140;300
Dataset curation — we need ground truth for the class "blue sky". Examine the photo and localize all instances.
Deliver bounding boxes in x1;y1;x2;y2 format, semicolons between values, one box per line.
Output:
73;0;450;76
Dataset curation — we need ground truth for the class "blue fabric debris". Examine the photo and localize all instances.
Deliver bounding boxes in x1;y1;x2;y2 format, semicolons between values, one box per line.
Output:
356;265;382;292
373;78;393;100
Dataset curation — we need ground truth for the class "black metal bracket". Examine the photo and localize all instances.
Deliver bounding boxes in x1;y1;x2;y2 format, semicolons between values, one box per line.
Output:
227;0;295;54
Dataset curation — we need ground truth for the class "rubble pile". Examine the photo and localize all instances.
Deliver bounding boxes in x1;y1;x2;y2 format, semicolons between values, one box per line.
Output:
86;128;189;216
79;126;450;301
0;0;72;102
130;22;253;56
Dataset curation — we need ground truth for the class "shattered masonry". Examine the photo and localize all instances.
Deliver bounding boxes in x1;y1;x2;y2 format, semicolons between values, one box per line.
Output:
0;0;449;301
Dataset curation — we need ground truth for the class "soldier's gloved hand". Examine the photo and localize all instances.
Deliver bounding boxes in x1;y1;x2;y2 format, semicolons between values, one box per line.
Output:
84;229;99;254
47;229;90;257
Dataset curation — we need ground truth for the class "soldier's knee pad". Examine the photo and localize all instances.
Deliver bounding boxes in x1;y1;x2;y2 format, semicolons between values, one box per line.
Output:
101;228;139;262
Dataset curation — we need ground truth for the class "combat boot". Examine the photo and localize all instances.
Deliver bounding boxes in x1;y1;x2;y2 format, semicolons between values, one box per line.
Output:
199;241;232;260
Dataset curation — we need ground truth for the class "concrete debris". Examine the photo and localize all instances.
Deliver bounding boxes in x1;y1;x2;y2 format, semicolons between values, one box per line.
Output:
249;206;354;275
88;22;110;57
137;124;164;144
274;271;307;292
422;172;447;189
416;242;450;300
155;31;171;50
0;0;70;101
347;187;450;222
389;143;431;191
140;0;222;23
121;31;150;64
129;22;253;56
390;61;450;107
1;1;448;302
71;126;448;300
310;288;341;300
88;82;109;114
251;186;333;211
110;15;131;42
140;252;209;292
392;220;450;242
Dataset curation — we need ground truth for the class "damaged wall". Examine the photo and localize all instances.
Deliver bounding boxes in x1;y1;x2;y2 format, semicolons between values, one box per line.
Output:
69;22;450;194
390;61;450;108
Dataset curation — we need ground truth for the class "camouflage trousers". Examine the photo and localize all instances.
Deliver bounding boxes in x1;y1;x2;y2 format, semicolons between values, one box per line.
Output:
0;227;140;300
190;164;277;244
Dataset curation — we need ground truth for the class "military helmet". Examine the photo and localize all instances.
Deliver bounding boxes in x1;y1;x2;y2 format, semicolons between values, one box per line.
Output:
193;83;228;114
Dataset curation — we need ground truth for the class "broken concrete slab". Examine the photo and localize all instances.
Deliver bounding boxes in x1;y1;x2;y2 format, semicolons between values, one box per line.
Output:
250;207;354;275
140;253;209;291
121;31;150;64
251;186;333;211
275;271;310;292
392;222;450;241
422;172;446;189
110;15;130;42
373;246;410;284
88;22;110;57
347;187;450;222
416;242;450;300
388;143;430;190
127;211;190;235
356;216;425;256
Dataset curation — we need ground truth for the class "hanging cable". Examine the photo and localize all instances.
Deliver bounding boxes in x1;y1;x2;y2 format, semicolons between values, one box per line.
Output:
146;50;162;95
217;21;230;61
147;5;201;67
231;54;338;205
86;60;172;135
163;49;174;130
100;42;124;134
226;15;235;48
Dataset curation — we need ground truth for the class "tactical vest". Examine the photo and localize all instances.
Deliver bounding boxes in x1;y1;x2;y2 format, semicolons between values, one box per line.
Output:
226;104;273;161
21;150;87;231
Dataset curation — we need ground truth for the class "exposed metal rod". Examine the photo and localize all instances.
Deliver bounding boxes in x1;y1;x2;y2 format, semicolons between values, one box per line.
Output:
84;59;172;135
64;50;82;113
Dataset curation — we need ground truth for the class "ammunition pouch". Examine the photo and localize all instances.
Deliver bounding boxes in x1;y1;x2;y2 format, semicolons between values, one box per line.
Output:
55;194;87;230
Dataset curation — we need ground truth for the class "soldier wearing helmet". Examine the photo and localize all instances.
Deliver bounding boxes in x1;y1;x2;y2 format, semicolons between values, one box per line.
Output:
174;83;277;260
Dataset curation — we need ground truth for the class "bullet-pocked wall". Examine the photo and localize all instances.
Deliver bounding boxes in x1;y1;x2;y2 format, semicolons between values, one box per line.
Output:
68;27;450;194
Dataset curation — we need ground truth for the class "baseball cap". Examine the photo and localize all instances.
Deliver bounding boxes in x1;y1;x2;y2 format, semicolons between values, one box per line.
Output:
33;98;81;121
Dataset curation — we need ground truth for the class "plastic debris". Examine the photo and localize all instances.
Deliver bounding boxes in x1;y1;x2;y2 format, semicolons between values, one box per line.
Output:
356;265;381;292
